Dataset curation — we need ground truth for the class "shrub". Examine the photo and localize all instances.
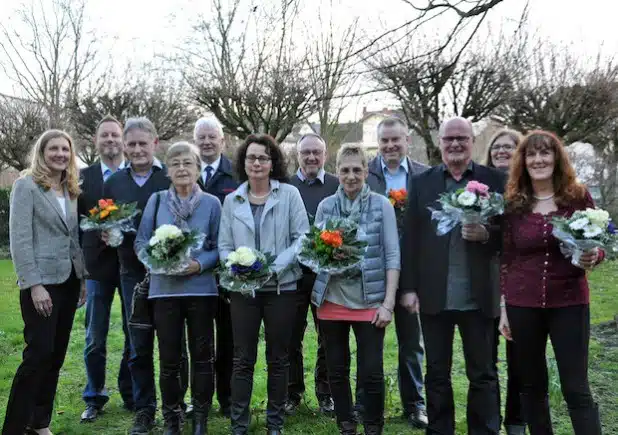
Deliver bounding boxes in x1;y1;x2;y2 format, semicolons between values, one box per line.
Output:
0;187;9;250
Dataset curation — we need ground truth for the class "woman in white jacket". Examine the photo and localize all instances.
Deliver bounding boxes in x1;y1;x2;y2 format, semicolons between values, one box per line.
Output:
218;134;309;435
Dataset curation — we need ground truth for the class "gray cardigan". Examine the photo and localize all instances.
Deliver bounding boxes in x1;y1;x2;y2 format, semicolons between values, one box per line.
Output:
218;180;310;291
10;174;87;290
134;190;222;298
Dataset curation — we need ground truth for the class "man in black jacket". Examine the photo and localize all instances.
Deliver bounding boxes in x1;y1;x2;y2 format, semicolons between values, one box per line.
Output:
286;133;339;416
366;117;429;429
400;117;505;435
79;115;133;422
194;117;238;417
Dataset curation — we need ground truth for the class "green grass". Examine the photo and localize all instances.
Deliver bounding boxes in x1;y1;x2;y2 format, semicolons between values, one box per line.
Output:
0;260;616;434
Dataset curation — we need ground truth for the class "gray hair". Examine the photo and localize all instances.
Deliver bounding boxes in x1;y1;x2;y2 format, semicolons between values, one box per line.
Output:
165;141;201;169
438;116;474;137
194;116;224;139
123;117;158;139
296;132;326;151
336;143;368;169
377;116;409;136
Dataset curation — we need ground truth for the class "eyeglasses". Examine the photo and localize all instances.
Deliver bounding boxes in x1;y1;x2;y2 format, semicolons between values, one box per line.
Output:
441;136;471;144
246;155;271;164
299;149;324;157
491;144;515;152
169;161;197;169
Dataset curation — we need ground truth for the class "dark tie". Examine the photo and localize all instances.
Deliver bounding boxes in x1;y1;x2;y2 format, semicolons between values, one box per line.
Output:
204;166;213;185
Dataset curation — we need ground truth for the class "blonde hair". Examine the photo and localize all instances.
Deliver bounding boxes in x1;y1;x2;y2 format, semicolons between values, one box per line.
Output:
483;128;524;167
336;143;368;169
25;129;81;199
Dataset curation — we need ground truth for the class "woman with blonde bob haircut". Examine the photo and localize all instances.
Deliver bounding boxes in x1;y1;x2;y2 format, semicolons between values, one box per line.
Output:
3;129;88;435
500;130;604;435
484;128;523;172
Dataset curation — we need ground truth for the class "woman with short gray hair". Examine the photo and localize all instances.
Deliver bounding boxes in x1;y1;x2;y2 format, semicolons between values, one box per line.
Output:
135;141;222;435
312;143;400;435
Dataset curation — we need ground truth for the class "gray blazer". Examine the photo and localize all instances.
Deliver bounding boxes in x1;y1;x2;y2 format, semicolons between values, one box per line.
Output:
10;174;87;290
218;180;310;288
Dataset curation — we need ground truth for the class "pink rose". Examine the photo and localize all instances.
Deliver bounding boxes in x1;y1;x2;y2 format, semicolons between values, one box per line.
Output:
465;180;490;197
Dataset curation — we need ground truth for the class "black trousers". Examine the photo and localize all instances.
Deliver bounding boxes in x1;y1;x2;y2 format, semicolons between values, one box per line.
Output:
507;304;602;435
421;310;500;435
287;273;331;402
214;293;233;411
2;272;80;434
153;296;217;418
493;319;525;428
321;319;385;428
229;291;297;432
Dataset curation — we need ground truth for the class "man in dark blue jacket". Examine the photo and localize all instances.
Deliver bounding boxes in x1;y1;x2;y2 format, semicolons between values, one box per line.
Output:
194;117;239;418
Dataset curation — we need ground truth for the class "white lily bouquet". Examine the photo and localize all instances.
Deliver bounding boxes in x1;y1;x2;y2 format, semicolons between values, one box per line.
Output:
551;208;618;266
217;247;276;297
138;224;206;275
428;180;505;235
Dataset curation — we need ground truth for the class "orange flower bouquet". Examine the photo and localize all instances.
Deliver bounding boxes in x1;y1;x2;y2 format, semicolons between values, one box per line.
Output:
297;218;367;275
388;188;407;229
80;199;140;247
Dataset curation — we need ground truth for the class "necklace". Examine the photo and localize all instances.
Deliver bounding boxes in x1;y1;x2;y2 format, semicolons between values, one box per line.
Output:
249;190;270;199
533;193;555;201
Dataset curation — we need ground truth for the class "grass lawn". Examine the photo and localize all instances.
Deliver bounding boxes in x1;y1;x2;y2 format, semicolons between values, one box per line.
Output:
0;259;616;434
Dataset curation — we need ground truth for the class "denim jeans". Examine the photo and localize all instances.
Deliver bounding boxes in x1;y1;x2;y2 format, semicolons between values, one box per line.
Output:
82;278;133;409
153;297;217;417
320;320;386;428
394;303;425;414
229;291;297;432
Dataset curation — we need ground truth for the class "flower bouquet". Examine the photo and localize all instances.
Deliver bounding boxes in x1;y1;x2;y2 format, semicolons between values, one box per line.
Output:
388;188;407;229
137;224;206;275
297;218;368;275
428;180;504;236
218;247;277;296
551;208;618;266
80;199;141;247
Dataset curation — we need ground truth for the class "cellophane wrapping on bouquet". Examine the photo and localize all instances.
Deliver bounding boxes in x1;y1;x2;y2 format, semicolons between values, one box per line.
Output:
138;224;206;275
217;247;276;297
428;181;504;236
297;218;368;275
551;208;618;266
80;199;141;247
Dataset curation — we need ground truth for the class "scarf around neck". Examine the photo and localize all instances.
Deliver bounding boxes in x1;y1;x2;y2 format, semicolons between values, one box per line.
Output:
335;183;371;220
166;184;201;230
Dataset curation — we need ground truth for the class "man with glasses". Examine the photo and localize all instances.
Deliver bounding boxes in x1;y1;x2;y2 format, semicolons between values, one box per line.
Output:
399;116;506;435
287;133;339;415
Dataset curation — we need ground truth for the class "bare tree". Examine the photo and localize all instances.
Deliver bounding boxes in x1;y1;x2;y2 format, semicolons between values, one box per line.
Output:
0;95;48;171
0;0;101;128
181;0;317;143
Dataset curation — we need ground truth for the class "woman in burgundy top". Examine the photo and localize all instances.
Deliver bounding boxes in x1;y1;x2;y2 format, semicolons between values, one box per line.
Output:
499;131;603;435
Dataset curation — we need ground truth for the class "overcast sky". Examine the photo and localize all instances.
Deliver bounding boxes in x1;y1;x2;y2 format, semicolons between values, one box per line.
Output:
1;0;616;121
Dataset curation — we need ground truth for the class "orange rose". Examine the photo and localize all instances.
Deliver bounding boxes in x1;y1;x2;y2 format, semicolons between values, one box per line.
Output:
106;205;119;213
98;199;114;209
89;207;98;216
99;209;110;219
320;230;343;248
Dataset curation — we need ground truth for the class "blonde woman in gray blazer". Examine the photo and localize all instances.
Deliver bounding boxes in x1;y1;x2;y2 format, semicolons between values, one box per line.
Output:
3;130;87;435
218;134;309;435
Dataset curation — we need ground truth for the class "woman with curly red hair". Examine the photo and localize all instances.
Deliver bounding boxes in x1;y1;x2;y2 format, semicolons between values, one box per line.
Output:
499;130;604;434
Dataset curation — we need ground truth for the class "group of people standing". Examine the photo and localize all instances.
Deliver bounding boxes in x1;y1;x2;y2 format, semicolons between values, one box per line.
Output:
2;111;604;435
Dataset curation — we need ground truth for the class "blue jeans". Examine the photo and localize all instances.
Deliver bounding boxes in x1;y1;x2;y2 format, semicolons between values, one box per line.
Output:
120;273;157;415
83;279;133;409
394;303;425;414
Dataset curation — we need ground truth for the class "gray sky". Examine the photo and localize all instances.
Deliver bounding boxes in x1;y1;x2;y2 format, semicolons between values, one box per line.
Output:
1;0;616;121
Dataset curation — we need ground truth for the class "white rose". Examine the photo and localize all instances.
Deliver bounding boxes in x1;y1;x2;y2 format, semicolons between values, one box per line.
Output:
583;224;603;239
457;191;477;207
585;208;609;228
226;251;239;266
154;224;183;240
568;217;589;231
235;246;257;266
148;235;160;246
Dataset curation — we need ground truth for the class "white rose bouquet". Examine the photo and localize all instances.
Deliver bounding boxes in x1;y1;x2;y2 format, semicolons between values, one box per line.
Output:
218;247;276;296
428;180;505;235
137;224;206;275
551;208;618;266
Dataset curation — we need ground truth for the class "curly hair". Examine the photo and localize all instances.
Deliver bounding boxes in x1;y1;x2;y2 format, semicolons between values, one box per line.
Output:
505;130;585;213
234;134;288;182
25;129;81;199
483;128;523;168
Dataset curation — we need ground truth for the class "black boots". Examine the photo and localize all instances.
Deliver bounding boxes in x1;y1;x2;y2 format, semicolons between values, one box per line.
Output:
338;421;358;435
569;404;602;435
192;402;208;435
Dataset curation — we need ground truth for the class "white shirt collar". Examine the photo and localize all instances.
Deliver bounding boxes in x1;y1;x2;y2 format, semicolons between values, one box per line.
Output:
201;155;221;175
381;156;409;174
296;167;326;184
100;159;126;175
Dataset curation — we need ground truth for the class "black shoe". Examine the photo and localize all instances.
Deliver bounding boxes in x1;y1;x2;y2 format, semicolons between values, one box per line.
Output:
318;397;335;415
185;404;194;418
267;430;282;435
363;424;383;435
283;399;300;416
80;405;103;423
220;405;231;418
406;408;428;429
505;424;527;435
338;421;358;435
130;410;155;435
352;407;363;424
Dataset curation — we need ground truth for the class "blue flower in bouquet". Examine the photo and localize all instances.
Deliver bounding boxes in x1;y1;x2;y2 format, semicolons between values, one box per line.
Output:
218;246;277;296
608;222;616;235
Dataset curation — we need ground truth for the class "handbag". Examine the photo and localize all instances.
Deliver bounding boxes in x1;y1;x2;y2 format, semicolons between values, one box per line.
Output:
129;192;161;329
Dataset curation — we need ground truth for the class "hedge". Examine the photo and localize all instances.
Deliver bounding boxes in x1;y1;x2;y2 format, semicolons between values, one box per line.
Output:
0;187;9;248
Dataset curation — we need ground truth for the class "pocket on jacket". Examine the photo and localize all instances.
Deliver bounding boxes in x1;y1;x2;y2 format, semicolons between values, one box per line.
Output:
36;256;59;277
